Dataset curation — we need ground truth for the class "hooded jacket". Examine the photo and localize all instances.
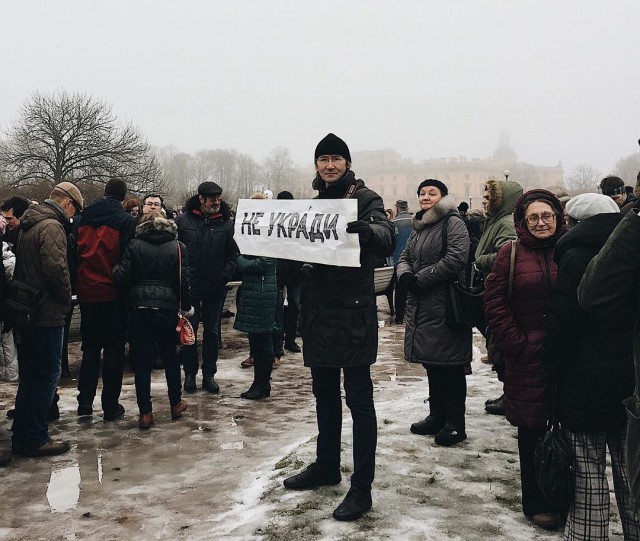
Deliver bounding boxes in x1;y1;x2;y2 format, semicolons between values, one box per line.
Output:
396;196;472;366
484;189;566;429
474;179;523;274
175;197;239;300
300;170;395;368
13;200;72;326
75;196;136;303
233;255;277;334
542;212;632;432
113;216;192;314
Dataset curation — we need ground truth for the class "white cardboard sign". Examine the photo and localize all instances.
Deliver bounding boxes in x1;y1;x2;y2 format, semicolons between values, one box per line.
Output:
234;199;361;267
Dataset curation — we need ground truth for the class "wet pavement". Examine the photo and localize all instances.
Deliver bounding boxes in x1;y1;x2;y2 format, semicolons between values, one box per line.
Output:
0;303;625;540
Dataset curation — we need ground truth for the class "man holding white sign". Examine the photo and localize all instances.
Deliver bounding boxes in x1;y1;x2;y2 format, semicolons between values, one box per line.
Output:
282;134;394;521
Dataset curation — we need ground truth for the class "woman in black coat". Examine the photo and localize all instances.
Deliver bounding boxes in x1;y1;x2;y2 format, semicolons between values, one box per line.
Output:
114;213;192;429
542;194;640;539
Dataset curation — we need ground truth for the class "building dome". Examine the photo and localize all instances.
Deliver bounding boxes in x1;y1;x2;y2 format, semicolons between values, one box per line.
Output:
492;131;517;163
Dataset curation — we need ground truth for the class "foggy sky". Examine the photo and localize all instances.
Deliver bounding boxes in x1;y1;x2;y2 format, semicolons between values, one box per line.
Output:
1;0;639;178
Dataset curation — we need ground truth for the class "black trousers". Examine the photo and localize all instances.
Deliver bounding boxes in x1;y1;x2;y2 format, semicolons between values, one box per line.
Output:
77;299;126;413
425;364;467;426
311;365;377;491
393;270;408;322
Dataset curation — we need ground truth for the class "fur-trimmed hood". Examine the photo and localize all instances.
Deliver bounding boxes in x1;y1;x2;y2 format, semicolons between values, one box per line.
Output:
183;194;232;221
135;215;178;243
412;195;459;230
484;178;523;218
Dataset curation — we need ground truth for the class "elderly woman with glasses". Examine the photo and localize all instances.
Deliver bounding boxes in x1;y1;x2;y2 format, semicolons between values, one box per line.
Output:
484;189;567;531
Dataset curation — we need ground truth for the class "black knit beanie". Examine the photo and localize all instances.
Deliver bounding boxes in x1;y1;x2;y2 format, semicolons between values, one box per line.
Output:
277;191;294;200
417;178;448;196
314;133;351;163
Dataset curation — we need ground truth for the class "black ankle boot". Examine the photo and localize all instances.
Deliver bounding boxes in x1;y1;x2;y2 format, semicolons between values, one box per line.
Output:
332;486;372;521
410;415;445;435
240;382;271;400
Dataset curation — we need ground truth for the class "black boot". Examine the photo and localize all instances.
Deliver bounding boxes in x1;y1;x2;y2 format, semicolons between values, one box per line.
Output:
184;373;197;393
332;486;372;521
410;397;445;435
241;358;270;400
435;402;467;446
485;394;505;415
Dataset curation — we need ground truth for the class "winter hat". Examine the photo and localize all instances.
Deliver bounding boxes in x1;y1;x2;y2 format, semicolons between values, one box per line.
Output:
565;193;620;221
314;133;351;163
599;176;625;196
277;191;294;200
395;200;408;211
52;181;84;210
198;181;222;197
263;189;273;199
458;201;469;213
417;179;448;197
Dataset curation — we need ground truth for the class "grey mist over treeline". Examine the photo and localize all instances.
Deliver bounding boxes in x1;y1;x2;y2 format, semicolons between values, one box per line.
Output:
1;1;640;207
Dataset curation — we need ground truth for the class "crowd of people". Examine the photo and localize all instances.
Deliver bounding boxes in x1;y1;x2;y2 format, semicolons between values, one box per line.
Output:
1;133;640;537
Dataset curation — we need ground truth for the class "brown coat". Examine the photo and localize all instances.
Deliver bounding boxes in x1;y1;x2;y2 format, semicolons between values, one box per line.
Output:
13;200;72;327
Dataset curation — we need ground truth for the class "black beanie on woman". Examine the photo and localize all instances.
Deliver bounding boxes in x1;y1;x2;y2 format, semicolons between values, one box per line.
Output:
417;178;448;196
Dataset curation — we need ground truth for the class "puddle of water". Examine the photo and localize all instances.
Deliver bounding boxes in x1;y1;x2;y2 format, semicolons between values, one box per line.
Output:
47;463;81;513
97;451;103;485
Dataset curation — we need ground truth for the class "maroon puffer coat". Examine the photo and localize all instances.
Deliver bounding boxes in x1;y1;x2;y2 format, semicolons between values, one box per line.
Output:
484;190;565;430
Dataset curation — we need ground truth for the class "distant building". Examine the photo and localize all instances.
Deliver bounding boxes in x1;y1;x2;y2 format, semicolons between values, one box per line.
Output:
353;132;564;212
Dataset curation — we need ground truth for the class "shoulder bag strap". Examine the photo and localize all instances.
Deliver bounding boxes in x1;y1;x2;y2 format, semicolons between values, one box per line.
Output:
508;240;516;301
176;241;182;312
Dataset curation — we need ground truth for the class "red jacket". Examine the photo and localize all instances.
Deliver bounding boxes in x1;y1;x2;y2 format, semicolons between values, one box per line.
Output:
484;190;565;430
75;197;136;303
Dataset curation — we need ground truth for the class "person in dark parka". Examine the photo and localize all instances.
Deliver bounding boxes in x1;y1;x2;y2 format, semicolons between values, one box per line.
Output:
542;193;640;540
283;134;395;522
113;213;193;429
578;196;640;522
484;189;566;530
176;182;239;394
396;179;471;446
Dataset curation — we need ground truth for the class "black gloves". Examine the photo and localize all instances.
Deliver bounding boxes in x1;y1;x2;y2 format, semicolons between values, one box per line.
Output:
346;220;373;246
398;273;420;294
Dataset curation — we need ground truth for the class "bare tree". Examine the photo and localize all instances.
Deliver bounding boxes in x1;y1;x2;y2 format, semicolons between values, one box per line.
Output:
263;147;295;195
234;153;261;202
565;164;601;195
613;152;640;186
0;89;164;193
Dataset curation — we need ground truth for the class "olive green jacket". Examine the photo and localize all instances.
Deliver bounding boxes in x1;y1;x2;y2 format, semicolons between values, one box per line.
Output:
474;179;523;274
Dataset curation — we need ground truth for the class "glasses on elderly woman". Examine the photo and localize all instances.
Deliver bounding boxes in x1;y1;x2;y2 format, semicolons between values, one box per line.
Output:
525;212;556;226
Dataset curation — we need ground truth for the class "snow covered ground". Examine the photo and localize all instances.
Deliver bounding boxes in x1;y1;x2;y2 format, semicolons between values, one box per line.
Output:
0;302;626;540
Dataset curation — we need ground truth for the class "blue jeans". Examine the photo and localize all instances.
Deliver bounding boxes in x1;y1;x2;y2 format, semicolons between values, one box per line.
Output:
181;296;223;377
12;326;64;450
128;308;181;415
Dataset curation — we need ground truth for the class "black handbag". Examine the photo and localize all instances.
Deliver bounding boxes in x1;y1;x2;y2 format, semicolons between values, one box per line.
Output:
534;374;573;512
534;418;573;511
445;280;485;330
4;279;44;327
440;215;486;330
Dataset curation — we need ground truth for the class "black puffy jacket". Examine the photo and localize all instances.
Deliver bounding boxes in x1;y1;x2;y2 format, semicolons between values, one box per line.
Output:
542;212;633;431
301;170;395;368
113;217;192;313
175;197;238;300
